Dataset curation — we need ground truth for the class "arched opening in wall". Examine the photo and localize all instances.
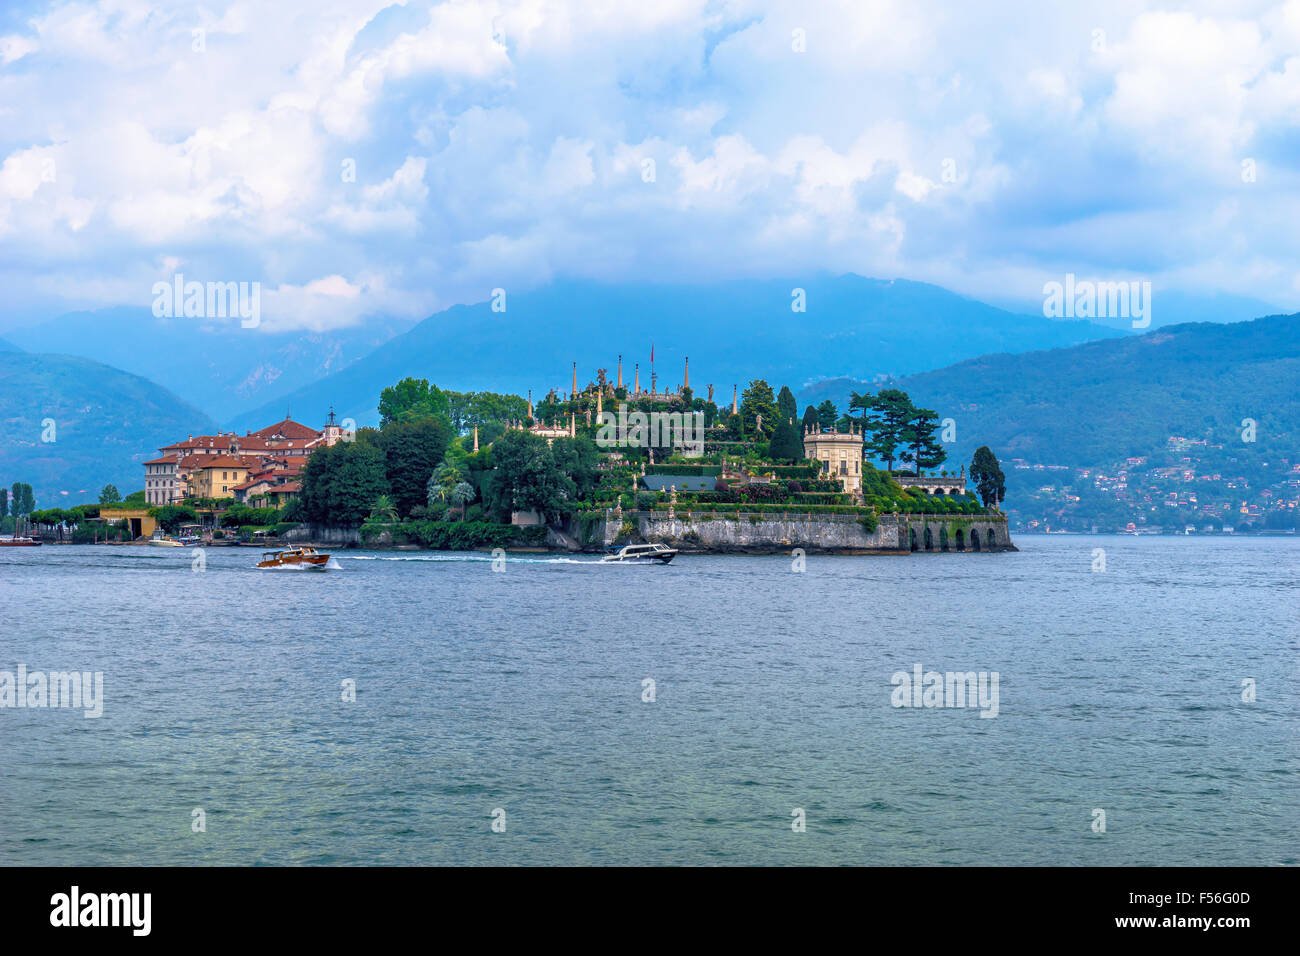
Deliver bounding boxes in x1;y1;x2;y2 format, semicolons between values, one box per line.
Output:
985;527;996;547
939;525;949;551
924;526;933;551
909;527;918;551
970;529;981;551
955;528;965;551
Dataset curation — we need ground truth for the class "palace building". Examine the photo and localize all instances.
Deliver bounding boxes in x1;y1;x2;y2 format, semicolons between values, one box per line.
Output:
804;423;865;495
146;409;351;505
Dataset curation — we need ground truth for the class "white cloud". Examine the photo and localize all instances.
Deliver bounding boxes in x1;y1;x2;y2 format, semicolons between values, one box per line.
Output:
2;0;1300;331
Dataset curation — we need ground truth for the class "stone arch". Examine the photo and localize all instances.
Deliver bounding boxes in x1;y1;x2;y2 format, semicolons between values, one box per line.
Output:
970;528;981;551
909;527;918;552
939;524;949;551
985;526;997;548
955;527;965;551
924;525;933;551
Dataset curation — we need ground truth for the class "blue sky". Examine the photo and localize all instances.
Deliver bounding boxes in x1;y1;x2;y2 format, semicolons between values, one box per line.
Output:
2;0;1299;334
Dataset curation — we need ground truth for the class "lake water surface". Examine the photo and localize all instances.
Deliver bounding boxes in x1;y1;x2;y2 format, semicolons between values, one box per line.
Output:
2;535;1296;865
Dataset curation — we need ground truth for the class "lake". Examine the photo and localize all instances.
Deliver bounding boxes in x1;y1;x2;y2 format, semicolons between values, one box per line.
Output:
2;535;1296;865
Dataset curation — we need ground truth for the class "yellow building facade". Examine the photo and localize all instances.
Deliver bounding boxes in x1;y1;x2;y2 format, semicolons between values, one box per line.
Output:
186;456;251;499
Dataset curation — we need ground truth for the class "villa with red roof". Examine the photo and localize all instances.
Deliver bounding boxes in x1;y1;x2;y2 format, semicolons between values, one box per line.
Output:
145;409;350;505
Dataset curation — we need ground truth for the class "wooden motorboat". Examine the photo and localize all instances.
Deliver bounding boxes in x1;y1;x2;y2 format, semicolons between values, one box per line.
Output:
257;546;330;569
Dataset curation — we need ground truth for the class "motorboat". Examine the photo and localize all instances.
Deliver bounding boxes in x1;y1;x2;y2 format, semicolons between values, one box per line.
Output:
602;542;677;564
257;546;330;569
0;535;41;547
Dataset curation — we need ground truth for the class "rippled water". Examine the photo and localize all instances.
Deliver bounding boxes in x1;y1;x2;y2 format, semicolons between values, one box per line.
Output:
2;536;1297;865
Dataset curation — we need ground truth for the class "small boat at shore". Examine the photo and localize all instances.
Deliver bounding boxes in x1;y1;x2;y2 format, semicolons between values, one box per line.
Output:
0;535;41;547
148;537;184;547
602;542;677;564
257;546;330;569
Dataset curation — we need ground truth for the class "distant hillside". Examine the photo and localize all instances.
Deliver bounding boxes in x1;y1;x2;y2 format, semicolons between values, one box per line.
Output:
228;275;1121;432
8;307;413;421
0;353;216;507
800;313;1300;471
0;337;21;352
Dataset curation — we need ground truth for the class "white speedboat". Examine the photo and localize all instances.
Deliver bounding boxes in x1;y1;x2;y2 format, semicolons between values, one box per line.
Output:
148;536;184;547
602;543;678;564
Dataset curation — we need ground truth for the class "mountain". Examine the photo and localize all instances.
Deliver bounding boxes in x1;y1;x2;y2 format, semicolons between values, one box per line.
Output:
7;307;413;422
799;312;1300;471
986;288;1284;332
0;352;216;508
227;275;1122;432
0;337;21;352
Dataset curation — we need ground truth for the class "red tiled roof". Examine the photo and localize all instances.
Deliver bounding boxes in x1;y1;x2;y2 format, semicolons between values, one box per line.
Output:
191;455;251;469
143;455;178;465
248;418;321;441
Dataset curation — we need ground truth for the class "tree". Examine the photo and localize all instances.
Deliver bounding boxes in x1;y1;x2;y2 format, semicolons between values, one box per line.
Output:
445;390;530;432
377;417;454;516
99;484;121;504
378;377;450;426
769;420;804;462
427;461;463;508
449;482;475;520
368;494;399;522
300;437;390;526
149;504;198;534
0;487;7;518
740;380;777;438
864;389;914;472
970;446;1006;509
901;407;947;475
848;391;873;428
550;435;601;501
802;405;820;434
816;400;838;432
484;428;576;523
725;412;745;440
776;385;798;425
124;490;147;504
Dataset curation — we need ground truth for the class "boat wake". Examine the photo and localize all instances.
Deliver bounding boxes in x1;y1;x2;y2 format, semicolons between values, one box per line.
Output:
257;560;334;571
344;554;599;564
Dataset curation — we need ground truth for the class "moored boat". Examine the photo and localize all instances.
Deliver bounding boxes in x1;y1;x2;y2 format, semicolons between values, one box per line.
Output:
602;542;677;564
257;546;330;569
0;535;41;547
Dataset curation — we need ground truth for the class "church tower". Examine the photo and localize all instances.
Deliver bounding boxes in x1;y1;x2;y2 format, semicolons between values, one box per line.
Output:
322;405;343;446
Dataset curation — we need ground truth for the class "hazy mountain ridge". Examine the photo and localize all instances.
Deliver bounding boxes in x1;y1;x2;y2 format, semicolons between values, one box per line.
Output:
0;352;217;507
226;275;1123;432
799;313;1300;473
7;307;415;422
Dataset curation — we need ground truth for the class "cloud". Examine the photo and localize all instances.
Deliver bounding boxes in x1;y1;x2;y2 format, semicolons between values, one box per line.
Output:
1;0;1299;333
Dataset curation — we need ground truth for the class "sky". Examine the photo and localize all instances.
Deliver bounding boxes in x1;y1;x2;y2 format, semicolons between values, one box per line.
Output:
2;0;1300;334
